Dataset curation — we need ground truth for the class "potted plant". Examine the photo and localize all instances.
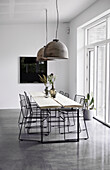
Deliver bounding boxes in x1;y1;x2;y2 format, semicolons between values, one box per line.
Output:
83;93;95;120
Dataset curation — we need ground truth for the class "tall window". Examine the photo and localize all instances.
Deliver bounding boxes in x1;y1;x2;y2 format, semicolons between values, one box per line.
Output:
87;21;106;44
85;16;110;125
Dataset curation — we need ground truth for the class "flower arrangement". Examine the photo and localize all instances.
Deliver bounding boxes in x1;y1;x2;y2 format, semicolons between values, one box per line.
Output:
39;73;56;98
48;73;56;89
39;74;47;86
48;73;56;97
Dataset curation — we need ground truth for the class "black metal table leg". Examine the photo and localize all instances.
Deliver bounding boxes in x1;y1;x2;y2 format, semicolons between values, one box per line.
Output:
40;109;43;143
77;109;79;142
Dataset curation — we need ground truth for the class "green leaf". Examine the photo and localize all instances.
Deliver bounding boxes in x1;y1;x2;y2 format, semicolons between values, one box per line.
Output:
90;104;94;110
89;97;94;106
39;74;47;85
87;93;90;100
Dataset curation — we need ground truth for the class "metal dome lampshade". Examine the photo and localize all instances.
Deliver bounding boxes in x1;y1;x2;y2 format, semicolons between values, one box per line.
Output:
44;0;68;60
44;39;68;59
36;46;45;61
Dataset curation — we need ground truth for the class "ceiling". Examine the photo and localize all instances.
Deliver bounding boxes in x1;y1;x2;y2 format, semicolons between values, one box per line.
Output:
0;0;98;24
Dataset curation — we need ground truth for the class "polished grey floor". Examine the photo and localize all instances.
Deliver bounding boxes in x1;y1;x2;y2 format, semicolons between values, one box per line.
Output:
0;109;110;170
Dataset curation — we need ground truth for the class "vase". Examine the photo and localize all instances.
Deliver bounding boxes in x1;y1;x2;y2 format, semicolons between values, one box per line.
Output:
83;109;95;120
45;86;48;98
50;83;56;98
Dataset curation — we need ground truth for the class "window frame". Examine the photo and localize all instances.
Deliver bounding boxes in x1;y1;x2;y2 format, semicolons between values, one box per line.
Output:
84;15;110;125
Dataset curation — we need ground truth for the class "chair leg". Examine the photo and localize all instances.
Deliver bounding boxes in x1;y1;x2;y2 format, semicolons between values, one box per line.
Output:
18;110;22;124
18;117;24;140
66;113;70;132
58;114;60;134
26;116;33;134
72;112;75;126
64;117;65;140
79;117;89;140
79;122;81;133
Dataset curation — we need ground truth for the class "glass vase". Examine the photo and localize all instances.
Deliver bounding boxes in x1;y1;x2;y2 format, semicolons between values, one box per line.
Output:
45;86;48;98
50;83;56;98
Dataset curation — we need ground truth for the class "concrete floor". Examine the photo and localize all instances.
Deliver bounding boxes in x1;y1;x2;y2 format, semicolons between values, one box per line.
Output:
0;109;110;170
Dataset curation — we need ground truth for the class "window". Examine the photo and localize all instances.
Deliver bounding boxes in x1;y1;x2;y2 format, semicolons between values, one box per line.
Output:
96;45;106;121
108;17;110;39
87;21;106;44
85;14;110;125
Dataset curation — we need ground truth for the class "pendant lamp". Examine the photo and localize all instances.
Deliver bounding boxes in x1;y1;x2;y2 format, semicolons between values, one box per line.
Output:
36;46;45;61
36;9;48;61
44;0;68;60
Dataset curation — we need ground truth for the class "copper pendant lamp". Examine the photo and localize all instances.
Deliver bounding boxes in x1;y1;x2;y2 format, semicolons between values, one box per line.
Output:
44;0;68;60
44;39;68;59
36;46;45;61
36;0;68;61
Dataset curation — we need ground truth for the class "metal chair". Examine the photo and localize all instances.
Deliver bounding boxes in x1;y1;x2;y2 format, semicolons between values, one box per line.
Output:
58;107;75;134
24;91;38;109
59;94;89;139
64;92;69;98
18;94;38;140
74;94;89;139
59;91;64;95
18;93;49;141
24;91;49;130
18;94;25;125
47;108;66;140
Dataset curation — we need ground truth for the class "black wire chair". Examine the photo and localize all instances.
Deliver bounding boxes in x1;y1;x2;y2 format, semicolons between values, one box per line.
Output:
18;93;49;141
59;94;89;139
18;94;39;140
74;94;89;139
47;108;66;137
59;91;64;95
64;92;69;98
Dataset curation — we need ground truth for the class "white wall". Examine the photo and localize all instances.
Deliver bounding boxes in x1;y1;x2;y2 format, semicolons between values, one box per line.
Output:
0;23;69;109
69;0;110;99
77;28;85;95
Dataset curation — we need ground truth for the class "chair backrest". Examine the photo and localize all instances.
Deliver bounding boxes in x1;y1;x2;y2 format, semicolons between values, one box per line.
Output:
24;91;32;112
64;93;69;98
19;94;28;117
19;94;26;107
59;91;64;95
74;94;85;108
24;91;31;106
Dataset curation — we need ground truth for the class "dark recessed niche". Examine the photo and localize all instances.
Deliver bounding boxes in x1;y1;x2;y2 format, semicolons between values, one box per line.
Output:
20;57;47;83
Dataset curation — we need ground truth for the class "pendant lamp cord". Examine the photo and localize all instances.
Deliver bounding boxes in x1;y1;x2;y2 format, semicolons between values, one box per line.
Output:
55;0;59;39
45;9;48;45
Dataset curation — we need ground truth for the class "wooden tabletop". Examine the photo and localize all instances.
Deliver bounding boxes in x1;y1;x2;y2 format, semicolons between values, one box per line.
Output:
29;92;82;109
32;96;61;109
55;93;82;108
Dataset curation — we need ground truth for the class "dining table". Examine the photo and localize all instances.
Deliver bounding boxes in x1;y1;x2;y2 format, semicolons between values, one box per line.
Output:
29;91;82;143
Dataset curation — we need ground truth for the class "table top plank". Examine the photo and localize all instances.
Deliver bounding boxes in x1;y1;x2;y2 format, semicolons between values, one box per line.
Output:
32;96;61;109
29;91;45;97
55;93;82;108
29;92;82;109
